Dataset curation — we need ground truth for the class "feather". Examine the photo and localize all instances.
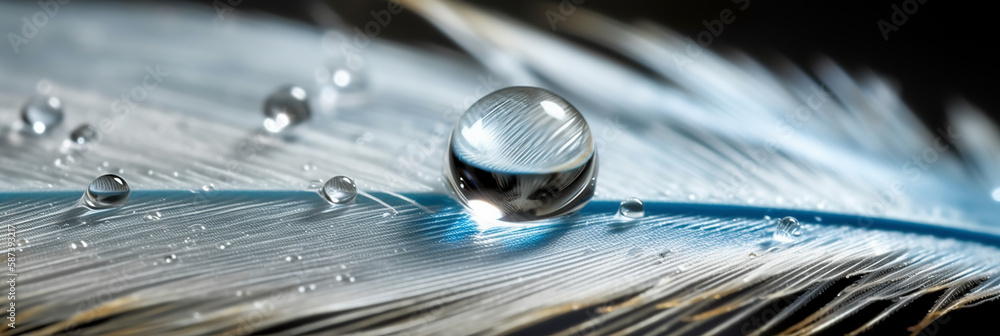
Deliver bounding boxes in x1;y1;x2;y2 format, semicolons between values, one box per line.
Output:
0;1;998;335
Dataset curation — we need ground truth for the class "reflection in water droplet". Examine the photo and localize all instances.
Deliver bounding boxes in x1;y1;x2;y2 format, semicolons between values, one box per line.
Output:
321;176;357;204
21;95;64;135
69;124;99;144
263;85;310;133
773;216;801;242
83;174;130;209
618;197;645;219
444;87;597;222
316;58;368;111
144;211;162;221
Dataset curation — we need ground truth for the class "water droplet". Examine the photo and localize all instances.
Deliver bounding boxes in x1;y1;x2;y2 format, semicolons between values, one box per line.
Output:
218;244;226;250
748;252;757;259
164;254;177;263
201;184;215;192
444;87;597;222
285;256;294;262
263;85;310;133
308;284;316;290
316;59;368;110
83;174;130;209
69;124;99;144
143;211;162;221
321;176;357;204
70;242;77;250
79;240;88;248
773;216;801;242
349;276;356;282
297;286;306;293
618;197;645;219
21;95;64;135
16;239;28;247
302;162;317;171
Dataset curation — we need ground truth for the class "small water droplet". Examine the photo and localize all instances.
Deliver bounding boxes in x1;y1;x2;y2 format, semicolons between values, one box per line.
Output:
143;211;162;221
21;95;64;135
69;124;99;144
814;216;822;222
348;276;356;282
164;254;177;263
201;184;215;192
617;197;645;219
748;252;757;259
16;239;28;247
316;59;368;110
69;242;78;250
320;176;357;204
773;216;801;242
297;286;306;293
285;256;294;262
308;284;316;290
445;87;597;222
302;162;317;171
189;224;206;231
263;85;310;133
218;244;226;250
83;174;130;209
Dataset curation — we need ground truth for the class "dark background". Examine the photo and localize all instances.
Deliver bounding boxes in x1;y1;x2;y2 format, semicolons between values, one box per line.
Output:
181;0;999;335
208;0;999;133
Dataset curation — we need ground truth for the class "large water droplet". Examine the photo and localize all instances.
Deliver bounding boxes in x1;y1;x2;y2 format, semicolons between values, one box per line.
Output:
321;176;357;204
618;197;645;219
263;85;310;133
773;216;801;242
445;87;597;222
69;124;99;144
21;95;64;135
83;174;130;209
